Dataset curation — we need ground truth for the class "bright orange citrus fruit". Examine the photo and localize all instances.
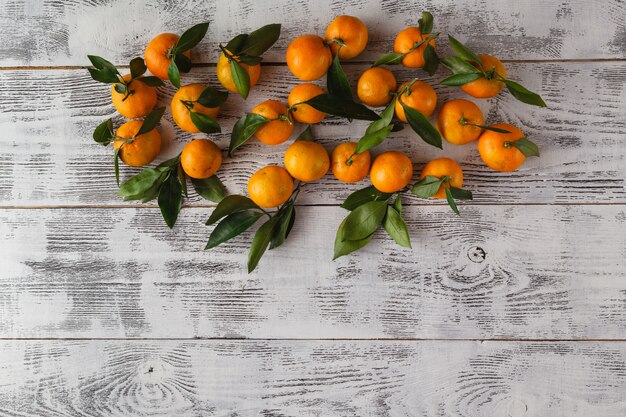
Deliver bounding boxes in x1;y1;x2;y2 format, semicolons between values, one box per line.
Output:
144;33;191;80
394;80;437;122
419;158;463;199
357;67;397;107
248;166;294;208
437;99;484;145
216;50;261;93
284;140;330;182
114;120;161;167
286;34;332;81
324;15;368;60
180;139;222;179
111;74;157;119
251;100;294;145
461;54;506;98
288;83;326;124
171;84;220;133
370;151;413;193
477;123;527;172
331;142;371;183
393;27;437;68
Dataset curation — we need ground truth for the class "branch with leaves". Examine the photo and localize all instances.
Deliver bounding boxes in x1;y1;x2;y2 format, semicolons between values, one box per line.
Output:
177;86;229;134
411;175;473;215
166;22;210;88
87;55;165;98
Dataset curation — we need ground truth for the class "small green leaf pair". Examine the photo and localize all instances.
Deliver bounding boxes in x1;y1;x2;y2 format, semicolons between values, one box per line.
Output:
180;86;228;134
440;35;546;107
334;186;410;259
87;55;164;99
167;22;210;88
220;23;282;99
411;175;473;215
372;12;440;76
119;154;225;228
352;98;397;156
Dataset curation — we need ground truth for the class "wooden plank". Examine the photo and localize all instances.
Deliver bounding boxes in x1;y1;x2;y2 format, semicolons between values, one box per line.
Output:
1;205;624;339
1;0;625;66
1;339;625;416
1;62;625;207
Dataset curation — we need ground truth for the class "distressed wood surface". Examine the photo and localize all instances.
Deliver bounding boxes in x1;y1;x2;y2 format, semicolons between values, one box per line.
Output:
1;340;626;417
2;62;625;207
1;0;625;67
2;205;625;339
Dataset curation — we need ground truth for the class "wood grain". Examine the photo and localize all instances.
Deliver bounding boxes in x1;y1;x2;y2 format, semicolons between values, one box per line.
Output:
1;205;624;339
1;62;625;207
1;0;625;67
1;339;625;416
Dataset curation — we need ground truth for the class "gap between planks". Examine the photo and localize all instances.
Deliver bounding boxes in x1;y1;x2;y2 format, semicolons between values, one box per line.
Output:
2;337;626;342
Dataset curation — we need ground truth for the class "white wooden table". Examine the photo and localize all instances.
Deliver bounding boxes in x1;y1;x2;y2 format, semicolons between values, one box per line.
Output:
1;0;625;415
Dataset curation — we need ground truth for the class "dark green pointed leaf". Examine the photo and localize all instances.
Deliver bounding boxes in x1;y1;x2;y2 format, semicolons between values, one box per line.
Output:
190;111;221;134
327;53;352;99
440;72;482;86
236;54;263;65
238;23;281;56
137;106;165;136
503;79;547;107
178;164;188;198
206;195;260;225
230;58;250;99
114;146;121;186
174;22;209;53
157;154;181;169
158;172;183;228
114;83;127;94
87;55;119;73
191;175;226;203
411;175;444;198
333;218;374;260
418;11;434;34
511;138;541;157
440;56;480;74
341;186;392;211
401;102;442;149
341;200;388;241
285;207;296;239
229;113;269;155
449;186;473;200
479;125;511;134
206;210;264;250
93;119;114;146
354;124;393;154
422;43;439;75
365;98;395;135
129;57;147;79
270;202;295;249
196;86;229;107
118;167;168;201
445;187;460;215
137;76;166;87
168;59;180;88
225;34;249;54
383;205;411;248
393;195;403;213
174;53;192;73
371;52;404;67
296;125;314;141
248;216;279;273
305;94;379;121
447;35;482;67
88;68;120;84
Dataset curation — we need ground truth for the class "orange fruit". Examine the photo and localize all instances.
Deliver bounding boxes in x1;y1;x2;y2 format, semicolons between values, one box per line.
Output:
460;54;506;98
251;100;294;145
114;120;161;167
437;99;484;145
394;80;437;122
286;34;332;81
111;74;157;119
284;140;330;182
419;158;463;199
331;142;371;183
370;151;413;193
357;67;397;107
248;166;294;208
288;83;326;124
170;84;220;134
324;15;368;60
393;27;437;68
216;51;261;93
180;139;222;179
477;123;527;172
144;33;192;80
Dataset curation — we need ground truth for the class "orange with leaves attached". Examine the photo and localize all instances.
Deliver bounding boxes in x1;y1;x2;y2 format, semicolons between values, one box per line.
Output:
477;123;527;172
394;80;437;122
284;140;330;182
286;35;333;81
461;54;507;98
394;27;436;68
419;158;463;199
114;120;161;167
111;74;157;119
216;50;261;93
370;151;413;193
171;84;220;133
180;139;222;179
324;15;368;60
144;33;191;80
248;166;294;208
251;100;294;145
357;67;397;107
288;83;326;124
437;99;484;145
331;142;371;183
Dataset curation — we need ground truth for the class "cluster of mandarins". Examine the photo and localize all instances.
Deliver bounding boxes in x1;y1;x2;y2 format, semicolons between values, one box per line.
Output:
89;13;544;271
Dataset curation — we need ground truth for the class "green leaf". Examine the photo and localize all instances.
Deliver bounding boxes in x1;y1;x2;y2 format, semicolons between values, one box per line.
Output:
422;43;439;76
230;58;250;99
167;59;180;88
305;94;379;121
178;163;188;198
447;35;482;67
333;218;374;260
137;76;165;87
296;125;314;141
449;186;473;200
114;146;121;186
206;210;264;249
354;124;393;154
191;175;226;203
327;52;352;99
440;72;481;86
174;22;209;53
371;52;404;67
158;172;183;228
113;83;127;95
88;68;120;84
237;23;281;56
479;125;511;134
196;86;229;107
88;55;118;72
129;57;147;79
401;102;442;149
137;106;166;136
236;54;263;65
248;216;279;273
393;195;403;213
206;195;260;225
157;154;182;169
174;53;192;73
440;56;480;74
118;167;168;201
511;138;541;157
225;34;249;54
341;200;388;241
341;186;392;211
365;98;395;135
229;113;269;155
503;79;547;107
190;111;221;134
445;187;460;215
383;205;411;248
411;175;444;198
418;11;434;34
93;119;114;146
270;202;295;249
